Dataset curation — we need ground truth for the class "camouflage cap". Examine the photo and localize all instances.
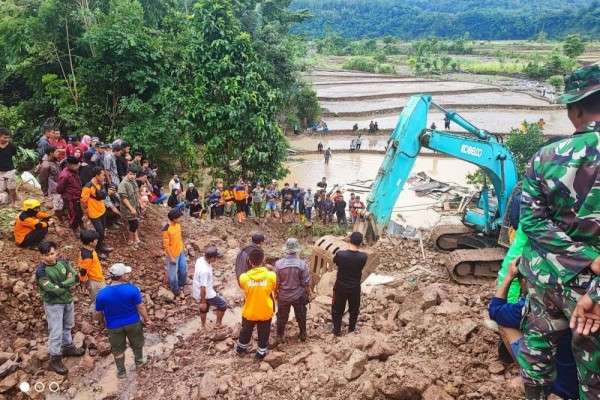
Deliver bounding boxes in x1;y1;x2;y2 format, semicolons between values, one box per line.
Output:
558;64;600;105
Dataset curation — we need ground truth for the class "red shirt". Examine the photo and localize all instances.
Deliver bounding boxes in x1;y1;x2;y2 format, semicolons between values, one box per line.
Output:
56;168;82;201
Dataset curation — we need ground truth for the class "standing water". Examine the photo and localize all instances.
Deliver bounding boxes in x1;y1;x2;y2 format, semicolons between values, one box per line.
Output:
285;153;478;229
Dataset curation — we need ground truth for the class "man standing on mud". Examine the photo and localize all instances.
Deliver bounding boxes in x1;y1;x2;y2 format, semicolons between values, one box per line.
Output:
275;238;310;343
235;233;265;281
518;65;600;400
331;232;368;336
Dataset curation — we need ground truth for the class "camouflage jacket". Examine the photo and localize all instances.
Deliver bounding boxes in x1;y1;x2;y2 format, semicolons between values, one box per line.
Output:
520;122;600;303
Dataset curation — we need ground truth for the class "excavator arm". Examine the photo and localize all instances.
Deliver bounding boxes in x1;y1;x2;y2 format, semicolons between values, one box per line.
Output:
359;95;518;243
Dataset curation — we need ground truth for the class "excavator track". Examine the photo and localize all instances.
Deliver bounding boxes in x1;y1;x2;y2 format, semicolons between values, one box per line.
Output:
430;224;476;251
446;247;506;285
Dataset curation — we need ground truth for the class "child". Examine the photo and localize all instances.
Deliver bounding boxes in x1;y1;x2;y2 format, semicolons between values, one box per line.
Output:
236;248;277;360
78;229;106;312
139;185;150;215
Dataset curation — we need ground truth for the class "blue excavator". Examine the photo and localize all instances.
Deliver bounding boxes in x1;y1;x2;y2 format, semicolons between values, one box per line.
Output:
354;95;520;284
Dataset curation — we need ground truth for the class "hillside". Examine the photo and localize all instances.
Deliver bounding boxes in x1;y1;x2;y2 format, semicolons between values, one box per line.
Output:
291;0;600;40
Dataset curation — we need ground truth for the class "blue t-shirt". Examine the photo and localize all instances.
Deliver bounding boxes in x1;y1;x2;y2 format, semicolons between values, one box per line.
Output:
95;283;142;329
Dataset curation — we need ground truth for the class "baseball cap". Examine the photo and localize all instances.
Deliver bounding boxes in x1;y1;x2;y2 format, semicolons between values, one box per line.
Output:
109;263;132;276
559;64;600;105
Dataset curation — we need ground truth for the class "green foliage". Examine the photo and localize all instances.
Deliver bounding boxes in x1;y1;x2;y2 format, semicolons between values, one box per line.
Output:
563;33;585;59
459;60;526;75
291;0;600;40
547;75;564;92
292;84;321;128
341;56;395;74
524;51;578;80
0;0;297;182
535;31;548;43
466;169;486;186
287;222;347;238
506;121;547;176
14;147;39;172
342;56;377;72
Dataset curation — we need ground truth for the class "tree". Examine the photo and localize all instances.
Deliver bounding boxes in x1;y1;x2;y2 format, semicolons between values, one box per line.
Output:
563;33;585;59
506;122;546;176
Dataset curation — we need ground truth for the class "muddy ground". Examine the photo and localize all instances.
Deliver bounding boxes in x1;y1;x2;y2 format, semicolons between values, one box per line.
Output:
0;197;529;400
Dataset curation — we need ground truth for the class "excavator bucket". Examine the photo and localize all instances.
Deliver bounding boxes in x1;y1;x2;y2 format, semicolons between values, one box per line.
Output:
309;235;379;292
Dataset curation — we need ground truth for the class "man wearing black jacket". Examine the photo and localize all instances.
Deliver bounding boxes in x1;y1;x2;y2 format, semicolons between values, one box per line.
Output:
331;232;368;336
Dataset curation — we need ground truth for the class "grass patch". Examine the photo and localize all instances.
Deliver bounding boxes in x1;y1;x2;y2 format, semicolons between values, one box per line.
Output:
458;60;527;75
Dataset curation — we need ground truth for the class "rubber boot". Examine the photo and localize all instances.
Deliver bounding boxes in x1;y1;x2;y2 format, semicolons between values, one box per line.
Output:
523;384;551;400
49;355;68;375
62;344;85;357
114;354;126;379
133;347;146;367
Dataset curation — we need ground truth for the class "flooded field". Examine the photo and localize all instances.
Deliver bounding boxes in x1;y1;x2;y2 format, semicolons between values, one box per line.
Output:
311;69;570;135
285;153;477;229
326;109;572;135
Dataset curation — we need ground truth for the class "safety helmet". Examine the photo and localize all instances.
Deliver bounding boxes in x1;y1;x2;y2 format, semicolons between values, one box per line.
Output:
22;198;41;211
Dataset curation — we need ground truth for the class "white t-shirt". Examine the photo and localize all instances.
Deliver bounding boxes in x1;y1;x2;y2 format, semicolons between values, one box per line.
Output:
192;257;217;301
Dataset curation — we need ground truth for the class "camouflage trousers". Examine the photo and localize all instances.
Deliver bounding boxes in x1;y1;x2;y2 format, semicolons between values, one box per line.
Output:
517;272;600;399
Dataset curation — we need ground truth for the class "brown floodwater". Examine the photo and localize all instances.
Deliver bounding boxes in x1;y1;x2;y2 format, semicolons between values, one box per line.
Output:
284;153;478;229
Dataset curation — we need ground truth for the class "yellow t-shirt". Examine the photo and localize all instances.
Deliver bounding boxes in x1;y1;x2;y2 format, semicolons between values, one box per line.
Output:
239;266;277;321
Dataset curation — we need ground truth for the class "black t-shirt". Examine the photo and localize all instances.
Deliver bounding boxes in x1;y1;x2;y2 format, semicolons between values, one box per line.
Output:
0;143;17;171
335;200;347;214
116;155;128;179
79;164;95;186
333;249;368;290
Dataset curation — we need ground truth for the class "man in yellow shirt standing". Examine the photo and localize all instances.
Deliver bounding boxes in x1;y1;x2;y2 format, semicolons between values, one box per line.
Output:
162;209;187;297
236;248;277;360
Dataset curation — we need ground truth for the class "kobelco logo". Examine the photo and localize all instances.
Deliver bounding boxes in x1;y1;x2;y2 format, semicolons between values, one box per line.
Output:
460;144;483;157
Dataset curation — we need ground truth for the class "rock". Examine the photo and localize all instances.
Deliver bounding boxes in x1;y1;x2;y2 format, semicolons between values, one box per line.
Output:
214;342;230;353
80;320;94;335
198;371;218;399
73;332;85;349
488;361;505;375
290;350;311;365
0;371;19;393
367;340;398;361
35;345;48;363
377;370;430;399
264;351;286;369
211;331;228;342
432;302;462;316
315;271;336;296
158;287;175;302
420;289;441;311
97;341;111;357
12;280;27;295
0;359;18;380
423;385;454;400
362;380;376;399
259;362;272;372
450;319;478;344
84;336;97;350
0;354;12;365
12;338;29;350
330;347;351;362
305;352;327;371
344;350;368;381
78;353;95;371
155;309;166;320
15;261;29;273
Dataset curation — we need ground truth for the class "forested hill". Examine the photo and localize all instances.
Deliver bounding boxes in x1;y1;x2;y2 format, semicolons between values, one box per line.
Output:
291;0;600;39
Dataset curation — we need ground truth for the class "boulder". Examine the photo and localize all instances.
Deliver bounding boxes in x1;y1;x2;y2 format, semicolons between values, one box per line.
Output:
423;385;454;400
0;371;20;393
73;332;85;350
377;370;431;400
344;350;368;381
362;380;376;399
432;302;462;316
290;350;312;365
488;361;505;375
157;287;175;302
198;371;218;399
264;351;286;369
420;289;441;311
367;340;398;361
315;271;337;297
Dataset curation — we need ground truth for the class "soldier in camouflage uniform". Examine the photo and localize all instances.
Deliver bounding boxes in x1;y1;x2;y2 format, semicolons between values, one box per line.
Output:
518;64;600;400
